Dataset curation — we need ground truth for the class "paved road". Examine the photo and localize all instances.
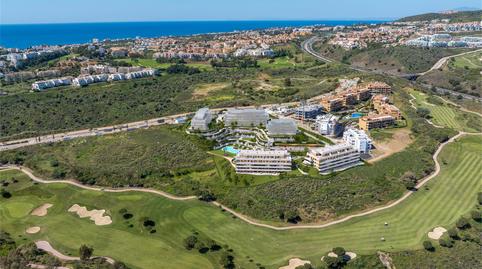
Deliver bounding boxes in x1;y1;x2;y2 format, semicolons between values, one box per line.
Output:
2;131;477;231
417;48;482;76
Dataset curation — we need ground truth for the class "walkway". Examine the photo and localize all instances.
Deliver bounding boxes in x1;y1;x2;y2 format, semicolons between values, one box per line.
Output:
35;241;115;264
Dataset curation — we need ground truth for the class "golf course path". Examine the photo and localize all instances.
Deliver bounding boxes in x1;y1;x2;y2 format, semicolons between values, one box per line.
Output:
35;241;115;264
2;132;480;231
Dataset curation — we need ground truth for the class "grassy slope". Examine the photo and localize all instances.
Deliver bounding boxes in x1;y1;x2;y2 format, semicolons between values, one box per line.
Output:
1;135;481;269
397;10;482;23
410;89;482;132
418;51;482;97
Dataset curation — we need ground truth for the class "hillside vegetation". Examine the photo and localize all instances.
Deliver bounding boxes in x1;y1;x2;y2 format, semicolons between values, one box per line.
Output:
397;10;482;22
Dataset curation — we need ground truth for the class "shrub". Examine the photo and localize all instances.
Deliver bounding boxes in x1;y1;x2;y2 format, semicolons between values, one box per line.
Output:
332;247;346;257
79;245;93;261
183;235;198;250
423;240;434;251
439;238;454;248
470;210;481;222
456;217;470;229
123;213;133;220
447;228;459;239
1;189;12;199
220;252;235;269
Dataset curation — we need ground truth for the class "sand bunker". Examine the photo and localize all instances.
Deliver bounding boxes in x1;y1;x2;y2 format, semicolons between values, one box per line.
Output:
26;226;41;234
428;227;447;239
322;251;357;261
68;204;112;226
279;258;311;269
346;252;357;259
31;203;53;217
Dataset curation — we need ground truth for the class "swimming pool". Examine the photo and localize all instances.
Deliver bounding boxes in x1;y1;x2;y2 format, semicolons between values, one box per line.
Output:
351;112;363;119
222;146;240;155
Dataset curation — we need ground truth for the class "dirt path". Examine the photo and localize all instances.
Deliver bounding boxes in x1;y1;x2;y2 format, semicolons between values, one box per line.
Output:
2;131;477;231
369;128;412;163
35;241;115;264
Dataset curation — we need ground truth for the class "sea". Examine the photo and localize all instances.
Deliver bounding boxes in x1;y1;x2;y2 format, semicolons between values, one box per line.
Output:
0;20;385;49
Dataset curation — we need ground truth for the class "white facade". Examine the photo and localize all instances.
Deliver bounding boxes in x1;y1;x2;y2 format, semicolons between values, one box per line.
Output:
31;77;72;90
316;114;341;136
304;143;360;174
234;150;292;175
224;108;269;127
343;128;372;154
190;107;212;131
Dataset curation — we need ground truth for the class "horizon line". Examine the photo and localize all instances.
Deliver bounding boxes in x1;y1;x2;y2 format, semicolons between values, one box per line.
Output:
0;18;395;26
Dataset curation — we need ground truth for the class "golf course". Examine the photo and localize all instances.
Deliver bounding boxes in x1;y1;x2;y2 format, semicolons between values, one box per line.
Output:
409;89;482;132
1;132;481;268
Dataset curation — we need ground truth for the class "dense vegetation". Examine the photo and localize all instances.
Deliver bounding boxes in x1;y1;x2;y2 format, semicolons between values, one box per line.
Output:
397;10;482;23
313;42;468;74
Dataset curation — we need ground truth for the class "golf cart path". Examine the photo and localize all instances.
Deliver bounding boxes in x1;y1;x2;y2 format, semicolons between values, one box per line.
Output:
2;132;479;231
35;240;115;264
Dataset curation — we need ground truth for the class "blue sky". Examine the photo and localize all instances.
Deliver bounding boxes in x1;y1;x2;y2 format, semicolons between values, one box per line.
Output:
1;0;480;24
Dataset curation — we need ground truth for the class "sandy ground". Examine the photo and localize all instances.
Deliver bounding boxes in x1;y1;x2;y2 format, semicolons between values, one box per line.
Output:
28;264;70;269
279;258;311;269
428;227;447;240
35;240;115;265
31;203;53;217
369;128;412;163
322;251;357;261
26;226;41;234
68;204;112;226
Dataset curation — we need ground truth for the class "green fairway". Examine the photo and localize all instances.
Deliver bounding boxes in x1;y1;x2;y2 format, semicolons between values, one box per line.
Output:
1;135;481;269
410;89;482;132
450;51;482;69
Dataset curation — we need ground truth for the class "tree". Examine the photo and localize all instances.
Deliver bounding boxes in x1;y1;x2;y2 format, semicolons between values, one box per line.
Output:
470;210;481;222
183;235;198;250
219;252;235;269
324;256;344;269
332;247;346;257
439;238;454;248
423;240;434;251
456;217;470;229
79;245;93;261
284;78;292;87
416;107;431;119
447;228;458;239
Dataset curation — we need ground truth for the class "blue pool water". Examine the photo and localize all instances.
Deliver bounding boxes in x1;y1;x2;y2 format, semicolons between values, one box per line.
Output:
351;112;363;119
223;146;240;155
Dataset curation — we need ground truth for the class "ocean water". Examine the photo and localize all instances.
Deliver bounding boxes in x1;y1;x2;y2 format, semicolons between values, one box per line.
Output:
0;20;384;49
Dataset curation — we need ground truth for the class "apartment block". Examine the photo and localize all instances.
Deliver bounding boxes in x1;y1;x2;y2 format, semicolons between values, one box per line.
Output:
321;97;344;112
359;115;395;130
234;150;292;175
343;128;372;154
294;105;324;120
304;144;360;174
224;108;269;127
316;114;342;136
366;82;392;95
190;107;212;131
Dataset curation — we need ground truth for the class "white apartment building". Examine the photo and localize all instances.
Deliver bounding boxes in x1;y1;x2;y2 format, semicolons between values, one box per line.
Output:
190;107;212;131
224;108;269;127
316;114;342;136
304;143;360;174
31;77;72;90
234;150;292;175
343;128;372;154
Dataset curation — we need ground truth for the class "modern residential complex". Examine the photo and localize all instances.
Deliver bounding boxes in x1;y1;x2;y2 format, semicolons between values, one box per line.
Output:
233;150;292;175
190;107;213;131
31;77;72;90
359;114;395;131
315;114;342;136
294;105;324;120
266;119;298;141
224;108;269;127
343;128;372;154
304;143;361;174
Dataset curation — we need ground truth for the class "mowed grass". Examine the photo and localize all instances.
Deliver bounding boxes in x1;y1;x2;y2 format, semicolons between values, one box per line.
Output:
1;135;481;269
410;89;481;132
450;51;482;69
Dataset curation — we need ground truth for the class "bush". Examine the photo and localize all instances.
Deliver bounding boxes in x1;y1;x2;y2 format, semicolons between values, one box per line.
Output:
220;252;235;269
332;247;346;257
470;210;481;222
183;235;198;250
448;228;459;239
456;217;470;229
79;245;94;260
0;189;12;199
423;240;434;251
439;238;454;248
